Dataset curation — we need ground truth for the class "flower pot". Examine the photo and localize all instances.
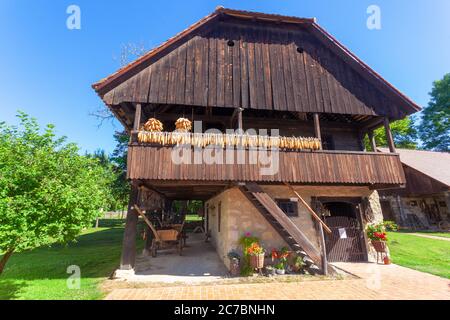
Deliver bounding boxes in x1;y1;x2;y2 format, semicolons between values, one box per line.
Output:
371;240;387;253
229;258;240;277
265;267;276;276
383;256;391;265
275;268;285;275
250;253;265;269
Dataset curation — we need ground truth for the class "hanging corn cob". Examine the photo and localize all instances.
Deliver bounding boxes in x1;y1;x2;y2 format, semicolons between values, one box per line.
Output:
137;129;322;151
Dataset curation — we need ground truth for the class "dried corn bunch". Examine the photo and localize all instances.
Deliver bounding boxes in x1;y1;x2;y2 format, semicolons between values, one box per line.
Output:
143;118;163;132
175;118;192;132
137;130;322;151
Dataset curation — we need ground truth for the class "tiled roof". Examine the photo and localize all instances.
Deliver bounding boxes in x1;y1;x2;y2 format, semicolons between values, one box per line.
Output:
380;148;450;187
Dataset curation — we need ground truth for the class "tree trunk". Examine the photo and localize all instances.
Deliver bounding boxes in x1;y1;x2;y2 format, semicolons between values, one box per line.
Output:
0;249;14;275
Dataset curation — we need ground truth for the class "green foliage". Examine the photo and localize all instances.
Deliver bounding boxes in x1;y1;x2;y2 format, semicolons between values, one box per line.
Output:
0;223;129;299
0;112;112;262
388;232;450;279
365;117;418;151
110;131;131;211
87;148;129;212
418;73;450;151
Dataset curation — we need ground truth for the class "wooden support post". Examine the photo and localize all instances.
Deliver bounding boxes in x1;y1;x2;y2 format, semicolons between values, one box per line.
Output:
383;117;396;153
119;185;139;270
318;223;328;275
368;130;377;152
313;113;322;150
237;107;243;132
133;103;142;131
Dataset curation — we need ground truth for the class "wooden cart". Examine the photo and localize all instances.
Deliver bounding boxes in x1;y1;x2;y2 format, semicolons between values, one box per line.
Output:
134;205;185;257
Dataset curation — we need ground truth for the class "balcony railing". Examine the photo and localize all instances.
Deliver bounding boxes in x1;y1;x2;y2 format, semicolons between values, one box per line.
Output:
127;133;406;186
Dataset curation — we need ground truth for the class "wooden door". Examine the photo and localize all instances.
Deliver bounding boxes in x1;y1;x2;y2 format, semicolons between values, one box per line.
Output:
324;216;366;262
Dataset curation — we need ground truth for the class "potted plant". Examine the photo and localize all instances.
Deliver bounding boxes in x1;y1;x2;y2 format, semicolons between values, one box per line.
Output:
366;221;398;251
274;262;286;275
265;265;276;276
290;256;305;274
271;247;290;275
239;232;265;275
366;221;398;263
227;250;241;277
247;242;265;269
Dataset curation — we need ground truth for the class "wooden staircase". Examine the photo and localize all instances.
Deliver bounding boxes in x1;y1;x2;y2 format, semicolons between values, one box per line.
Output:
240;183;330;275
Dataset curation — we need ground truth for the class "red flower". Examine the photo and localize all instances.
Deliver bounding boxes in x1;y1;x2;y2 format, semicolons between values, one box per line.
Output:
373;232;387;240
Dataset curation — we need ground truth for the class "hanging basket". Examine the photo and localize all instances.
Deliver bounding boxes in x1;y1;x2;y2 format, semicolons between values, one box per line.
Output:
249;253;265;269
371;240;387;253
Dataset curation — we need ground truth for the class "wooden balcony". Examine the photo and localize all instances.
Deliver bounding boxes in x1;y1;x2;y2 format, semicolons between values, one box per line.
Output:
127;142;406;187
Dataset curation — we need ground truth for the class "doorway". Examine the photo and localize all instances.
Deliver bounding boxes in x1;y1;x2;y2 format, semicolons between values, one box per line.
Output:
318;198;367;262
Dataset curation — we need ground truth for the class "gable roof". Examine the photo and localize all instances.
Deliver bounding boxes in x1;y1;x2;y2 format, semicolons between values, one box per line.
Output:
379;148;450;187
92;7;421;116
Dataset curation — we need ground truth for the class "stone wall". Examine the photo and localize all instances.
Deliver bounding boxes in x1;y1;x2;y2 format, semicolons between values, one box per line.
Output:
206;185;384;268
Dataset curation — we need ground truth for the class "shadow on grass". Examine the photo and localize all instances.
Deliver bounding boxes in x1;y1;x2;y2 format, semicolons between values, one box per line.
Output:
0;220;132;282
0;280;27;300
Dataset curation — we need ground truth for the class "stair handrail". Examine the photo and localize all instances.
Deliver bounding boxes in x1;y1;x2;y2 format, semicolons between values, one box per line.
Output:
284;183;332;234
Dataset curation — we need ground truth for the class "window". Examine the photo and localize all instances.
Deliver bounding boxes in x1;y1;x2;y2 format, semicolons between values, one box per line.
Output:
276;199;298;217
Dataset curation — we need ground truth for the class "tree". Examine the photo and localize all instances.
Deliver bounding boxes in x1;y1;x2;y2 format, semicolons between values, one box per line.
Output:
418;73;450;151
365;116;418;150
110;132;130;213
0;112;112;275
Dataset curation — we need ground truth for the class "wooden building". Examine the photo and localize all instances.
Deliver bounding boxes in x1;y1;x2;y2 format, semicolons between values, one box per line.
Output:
378;148;450;230
92;8;421;275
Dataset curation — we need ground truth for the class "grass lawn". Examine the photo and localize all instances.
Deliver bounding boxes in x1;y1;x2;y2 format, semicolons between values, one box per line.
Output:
0;219;134;300
388;231;450;279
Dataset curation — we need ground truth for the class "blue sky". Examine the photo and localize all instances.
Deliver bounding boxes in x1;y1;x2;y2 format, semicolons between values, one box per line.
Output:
0;0;449;153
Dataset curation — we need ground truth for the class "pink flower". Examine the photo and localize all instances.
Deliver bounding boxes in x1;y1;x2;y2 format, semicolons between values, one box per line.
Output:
245;232;251;237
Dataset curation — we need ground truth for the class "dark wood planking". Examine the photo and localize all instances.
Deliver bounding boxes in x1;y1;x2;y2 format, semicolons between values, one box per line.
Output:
269;29;287;111
253;27;266;109
184;37;196;106
239;28;249;109
231;26;241;108
281;31;295;112
104;21;403;122
261;28;273;110
208;31;217;106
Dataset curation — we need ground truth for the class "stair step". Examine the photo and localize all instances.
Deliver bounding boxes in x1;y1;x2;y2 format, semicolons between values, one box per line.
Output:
303;256;314;266
306;265;321;275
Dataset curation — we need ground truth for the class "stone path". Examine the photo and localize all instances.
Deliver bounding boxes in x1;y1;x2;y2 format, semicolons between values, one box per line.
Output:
105;262;450;300
409;233;450;242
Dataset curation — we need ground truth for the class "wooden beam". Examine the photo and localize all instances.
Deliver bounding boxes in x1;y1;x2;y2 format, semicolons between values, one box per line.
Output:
134;205;161;242
133;103;142;131
120;185;139;270
358;116;384;131
313;113;322;150
318;223;328;275
284;183;332;234
383;117;396;153
237;107;243;131
368;130;377;152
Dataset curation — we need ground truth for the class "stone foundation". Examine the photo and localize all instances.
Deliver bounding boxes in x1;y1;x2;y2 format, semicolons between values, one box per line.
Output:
206;185;385;268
